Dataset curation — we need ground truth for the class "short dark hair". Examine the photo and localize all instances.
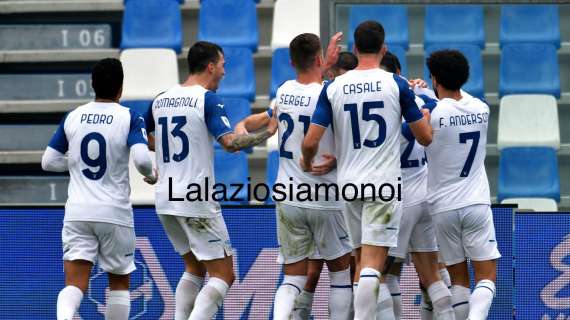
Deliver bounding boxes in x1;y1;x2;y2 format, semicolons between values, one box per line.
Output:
427;49;469;91
91;58;123;100
380;51;401;74
289;33;321;72
334;51;358;72
354;20;385;54
187;41;224;74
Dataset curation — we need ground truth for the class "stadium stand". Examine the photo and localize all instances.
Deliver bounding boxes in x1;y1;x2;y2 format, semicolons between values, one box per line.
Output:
269;48;296;99
500;5;561;48
120;0;183;53
265;150;279;204
217;47;256;101
499;43;560;98
424;5;485;49
501;198;558;212
198;0;258;52
214;147;250;204
388;45;408;78
271;0;320;50
0;24;112;50
348;5;409;50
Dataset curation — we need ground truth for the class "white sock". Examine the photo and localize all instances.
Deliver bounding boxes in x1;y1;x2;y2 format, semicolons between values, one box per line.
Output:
329;268;352;320
376;283;396;320
468;280;495;320
188;277;229;320
105;290;130;320
273;275;307;320
292;290;314;320
57;285;83;320
354;267;380;320
420;286;434;320
451;285;471;320
440;268;452;289
427;281;454;320
175;272;204;320
385;274;402;319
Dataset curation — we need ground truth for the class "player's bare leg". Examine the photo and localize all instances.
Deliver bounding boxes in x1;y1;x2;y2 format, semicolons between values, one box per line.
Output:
354;244;389;320
57;260;92;320
106;273;131;320
468;260;497;320
274;259;308;320
188;254;235;320
412;252;455;320
325;253;352;320
293;259;323;320
447;261;471;320
383;260;402;319
175;252;206;320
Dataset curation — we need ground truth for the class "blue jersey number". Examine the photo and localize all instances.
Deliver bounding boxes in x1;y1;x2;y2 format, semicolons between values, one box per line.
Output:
343;101;386;149
279;113;310;159
400;139;427;169
80;132;107;180
459;131;480;177
158;116;189;163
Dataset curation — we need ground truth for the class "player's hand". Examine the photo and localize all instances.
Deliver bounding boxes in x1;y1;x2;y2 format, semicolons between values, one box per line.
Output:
310;154;336;176
144;168;158;185
421;108;431;122
324;32;343;70
409;78;428;89
299;156;313;172
235;121;249;135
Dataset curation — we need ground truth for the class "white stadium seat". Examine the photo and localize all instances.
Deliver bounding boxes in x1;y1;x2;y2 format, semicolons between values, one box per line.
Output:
501;198;558;212
129;151;156;205
120;48;179;100
271;0;320;50
497;94;560;150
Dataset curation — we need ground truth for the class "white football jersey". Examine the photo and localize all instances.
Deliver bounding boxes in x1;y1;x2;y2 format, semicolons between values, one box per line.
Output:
311;69;423;198
47;102;148;227
273;80;339;210
145;85;233;218
400;94;437;207
425;94;491;214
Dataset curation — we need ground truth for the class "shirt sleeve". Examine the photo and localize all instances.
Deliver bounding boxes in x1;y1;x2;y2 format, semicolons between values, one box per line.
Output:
393;74;423;123
127;109;149;148
143;101;155;133
311;81;333;128
204;91;233;140
47;113;69;154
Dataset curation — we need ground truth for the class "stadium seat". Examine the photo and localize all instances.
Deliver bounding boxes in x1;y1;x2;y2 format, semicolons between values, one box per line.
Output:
198;0;258;52
497;95;559;150
501;198;558;212
424;44;484;99
424;5;485;49
499;44;560;98
348;5;409;51
388;45;408;78
500;5;560;48
214;148;249;204
270;48;296;98
265;150;279;204
120;49;179;100
129;152;156;205
271;0;320;49
120;0;182;53
498;147;560;202
120;100;152;116
217;47;256;101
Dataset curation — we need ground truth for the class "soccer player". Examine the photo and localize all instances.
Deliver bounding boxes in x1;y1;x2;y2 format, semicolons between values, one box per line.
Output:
424;50;501;320
42;58;157;320
324;51;358;80
144;41;277;320
301;21;432;320
380;51;455;320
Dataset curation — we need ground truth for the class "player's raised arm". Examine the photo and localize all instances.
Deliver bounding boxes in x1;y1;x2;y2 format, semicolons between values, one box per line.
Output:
42;115;69;172
301;82;333;171
394;74;433;146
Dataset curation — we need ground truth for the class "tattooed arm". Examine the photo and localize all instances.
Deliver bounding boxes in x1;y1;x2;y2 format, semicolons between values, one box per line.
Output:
218;109;278;153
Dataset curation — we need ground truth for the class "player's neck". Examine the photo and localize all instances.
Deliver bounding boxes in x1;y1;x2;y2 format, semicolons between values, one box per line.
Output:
355;55;381;70
95;97;118;103
296;68;322;85
183;74;214;90
437;89;463;101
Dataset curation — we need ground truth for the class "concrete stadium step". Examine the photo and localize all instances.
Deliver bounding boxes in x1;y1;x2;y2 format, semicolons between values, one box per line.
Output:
0;24;112;50
0;176;68;203
0;125;56;151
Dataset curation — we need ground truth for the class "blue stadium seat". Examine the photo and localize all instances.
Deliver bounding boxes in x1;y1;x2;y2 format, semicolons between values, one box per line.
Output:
424;44;484;99
270;48;296;99
387;45;408;78
217;47;256;101
498;147;560;202
198;0;258;52
500;5;560;48
348;5;409;51
499;43;560;98
121;0;182;53
214;147;249;204
265;150;279;204
120;100;152;116
424;5;485;49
